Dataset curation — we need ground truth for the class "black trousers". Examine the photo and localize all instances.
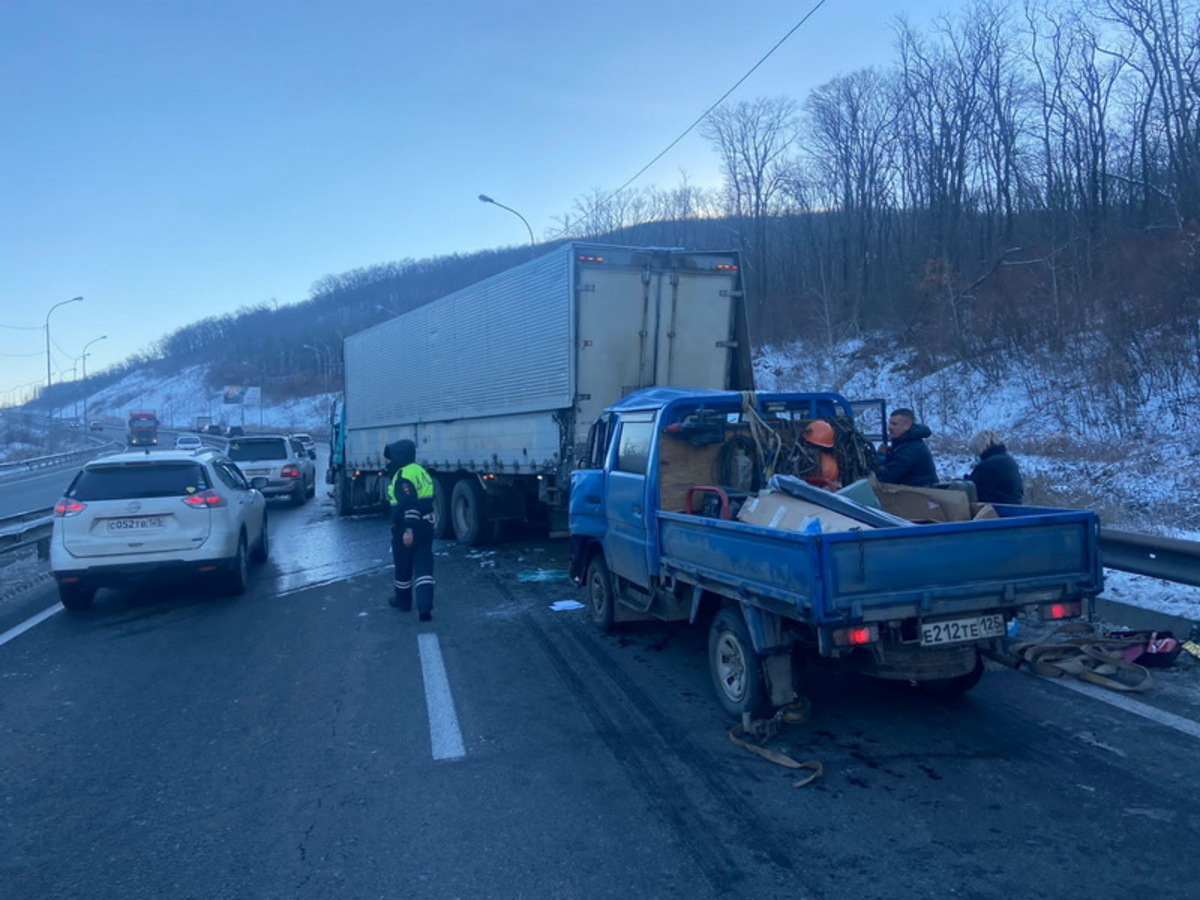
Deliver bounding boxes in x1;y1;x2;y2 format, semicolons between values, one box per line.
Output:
391;520;434;613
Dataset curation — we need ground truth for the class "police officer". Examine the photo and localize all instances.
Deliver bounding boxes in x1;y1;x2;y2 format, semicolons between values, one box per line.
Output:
384;439;436;620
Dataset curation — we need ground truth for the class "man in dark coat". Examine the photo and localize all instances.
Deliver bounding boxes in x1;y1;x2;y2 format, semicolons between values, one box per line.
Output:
878;408;938;486
965;429;1024;504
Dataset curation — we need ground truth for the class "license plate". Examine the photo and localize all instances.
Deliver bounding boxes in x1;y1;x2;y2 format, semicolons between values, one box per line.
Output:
243;468;270;476
920;613;1004;646
105;516;166;533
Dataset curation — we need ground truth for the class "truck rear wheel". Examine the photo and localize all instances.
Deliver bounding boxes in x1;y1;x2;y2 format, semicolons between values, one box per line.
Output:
920;652;985;696
709;608;771;719
451;477;493;546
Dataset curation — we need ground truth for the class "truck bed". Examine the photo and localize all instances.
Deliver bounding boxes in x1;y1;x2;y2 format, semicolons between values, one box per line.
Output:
656;504;1101;625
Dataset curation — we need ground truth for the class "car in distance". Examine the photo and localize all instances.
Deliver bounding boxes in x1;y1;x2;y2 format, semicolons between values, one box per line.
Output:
89;421;104;432
226;435;316;506
174;433;204;451
291;432;317;456
226;425;245;438
50;447;270;610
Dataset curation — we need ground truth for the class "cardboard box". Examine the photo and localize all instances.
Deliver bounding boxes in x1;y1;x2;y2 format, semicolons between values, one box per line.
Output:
871;480;973;523
737;491;874;534
970;502;998;520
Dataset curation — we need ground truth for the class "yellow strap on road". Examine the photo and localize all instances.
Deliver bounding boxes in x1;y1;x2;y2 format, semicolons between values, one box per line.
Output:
1012;623;1153;693
728;698;823;788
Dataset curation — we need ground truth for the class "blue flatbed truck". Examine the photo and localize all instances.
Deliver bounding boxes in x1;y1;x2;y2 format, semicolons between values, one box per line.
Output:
569;388;1104;718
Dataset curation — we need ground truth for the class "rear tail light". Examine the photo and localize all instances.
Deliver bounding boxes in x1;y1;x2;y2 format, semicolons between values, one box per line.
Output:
281;464;301;478
1040;601;1082;621
832;625;878;647
182;490;226;508
54;498;87;517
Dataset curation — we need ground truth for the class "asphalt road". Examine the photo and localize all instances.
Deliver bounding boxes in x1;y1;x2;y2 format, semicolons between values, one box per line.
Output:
1;490;1198;899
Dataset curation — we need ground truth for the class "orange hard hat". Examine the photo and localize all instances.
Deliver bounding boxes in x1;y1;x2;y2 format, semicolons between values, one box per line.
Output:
804;420;836;449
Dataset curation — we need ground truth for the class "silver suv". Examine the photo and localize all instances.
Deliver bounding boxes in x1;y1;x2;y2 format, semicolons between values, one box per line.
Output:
226;435;316;505
50;448;270;610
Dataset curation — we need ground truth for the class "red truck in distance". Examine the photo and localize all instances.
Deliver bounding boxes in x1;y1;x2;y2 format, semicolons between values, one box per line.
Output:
126;410;160;447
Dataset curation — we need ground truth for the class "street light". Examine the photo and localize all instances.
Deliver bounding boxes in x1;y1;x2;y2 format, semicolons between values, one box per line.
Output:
478;194;535;257
45;296;83;393
303;344;329;392
80;334;107;425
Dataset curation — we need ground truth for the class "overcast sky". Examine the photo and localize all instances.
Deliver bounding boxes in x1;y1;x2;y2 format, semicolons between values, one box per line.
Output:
0;0;945;405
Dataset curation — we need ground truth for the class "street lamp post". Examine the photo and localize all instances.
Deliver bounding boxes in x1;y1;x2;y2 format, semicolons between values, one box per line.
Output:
478;194;535;257
45;296;83;392
303;344;328;392
80;334;107;425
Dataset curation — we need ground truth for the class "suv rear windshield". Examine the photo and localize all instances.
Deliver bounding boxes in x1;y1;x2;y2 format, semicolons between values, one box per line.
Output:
69;462;211;500
227;438;288;461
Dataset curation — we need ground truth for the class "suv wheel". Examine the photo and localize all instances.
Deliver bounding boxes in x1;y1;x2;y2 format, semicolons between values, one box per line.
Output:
58;583;96;612
224;534;249;596
251;513;270;564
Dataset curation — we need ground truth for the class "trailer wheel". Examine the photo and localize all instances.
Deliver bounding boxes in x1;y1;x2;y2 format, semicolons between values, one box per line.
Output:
431;475;453;540
709;608;771;719
451;477;493;546
585;555;616;633
920;652;985;696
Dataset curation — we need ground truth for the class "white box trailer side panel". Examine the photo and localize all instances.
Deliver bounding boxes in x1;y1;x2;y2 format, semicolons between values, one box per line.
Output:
344;245;575;432
345;411;565;474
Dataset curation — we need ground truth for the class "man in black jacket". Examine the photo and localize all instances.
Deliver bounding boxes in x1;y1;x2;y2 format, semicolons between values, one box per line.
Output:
965;429;1024;504
879;408;938;486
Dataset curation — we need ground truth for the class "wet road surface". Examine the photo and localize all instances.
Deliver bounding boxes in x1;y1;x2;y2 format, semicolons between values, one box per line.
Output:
1;490;1198;899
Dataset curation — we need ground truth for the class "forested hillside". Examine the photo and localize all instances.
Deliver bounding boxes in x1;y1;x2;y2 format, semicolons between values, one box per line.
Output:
39;0;1198;451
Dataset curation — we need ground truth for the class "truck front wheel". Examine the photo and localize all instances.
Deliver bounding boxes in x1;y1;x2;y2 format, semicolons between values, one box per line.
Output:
335;471;353;517
451;478;493;546
431;475;453;540
709;608;771;719
585;555;616;633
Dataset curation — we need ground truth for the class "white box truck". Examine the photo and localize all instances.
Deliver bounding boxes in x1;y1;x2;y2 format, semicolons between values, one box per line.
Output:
327;242;753;543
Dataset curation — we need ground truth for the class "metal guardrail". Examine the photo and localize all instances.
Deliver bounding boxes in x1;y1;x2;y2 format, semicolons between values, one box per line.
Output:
0;448;95;477
0;508;53;560
1099;527;1200;588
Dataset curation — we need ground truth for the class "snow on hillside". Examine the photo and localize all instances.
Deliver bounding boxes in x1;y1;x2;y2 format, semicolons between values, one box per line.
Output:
82;365;335;435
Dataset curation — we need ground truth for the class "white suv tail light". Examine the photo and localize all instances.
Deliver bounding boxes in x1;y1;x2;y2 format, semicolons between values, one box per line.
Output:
54;498;87;517
181;490;226;508
281;464;301;478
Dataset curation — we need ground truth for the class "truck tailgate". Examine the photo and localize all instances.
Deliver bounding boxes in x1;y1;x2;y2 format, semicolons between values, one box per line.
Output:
657;506;1101;624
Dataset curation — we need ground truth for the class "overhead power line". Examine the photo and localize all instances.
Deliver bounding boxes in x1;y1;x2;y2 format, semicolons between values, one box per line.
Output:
604;0;829;202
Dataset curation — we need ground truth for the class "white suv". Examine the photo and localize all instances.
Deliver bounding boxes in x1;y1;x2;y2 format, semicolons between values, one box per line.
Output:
50;448;270;610
226;435;316;506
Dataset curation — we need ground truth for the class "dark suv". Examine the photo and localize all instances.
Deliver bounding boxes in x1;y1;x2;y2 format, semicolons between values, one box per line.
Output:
226;435;316;505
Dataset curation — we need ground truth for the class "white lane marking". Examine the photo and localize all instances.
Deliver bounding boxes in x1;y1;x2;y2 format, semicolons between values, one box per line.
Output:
0;603;63;648
1050;676;1200;742
417;632;466;761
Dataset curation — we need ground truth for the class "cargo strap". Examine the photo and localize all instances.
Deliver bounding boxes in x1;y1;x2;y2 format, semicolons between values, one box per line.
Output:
1011;623;1153;693
727;699;823;788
